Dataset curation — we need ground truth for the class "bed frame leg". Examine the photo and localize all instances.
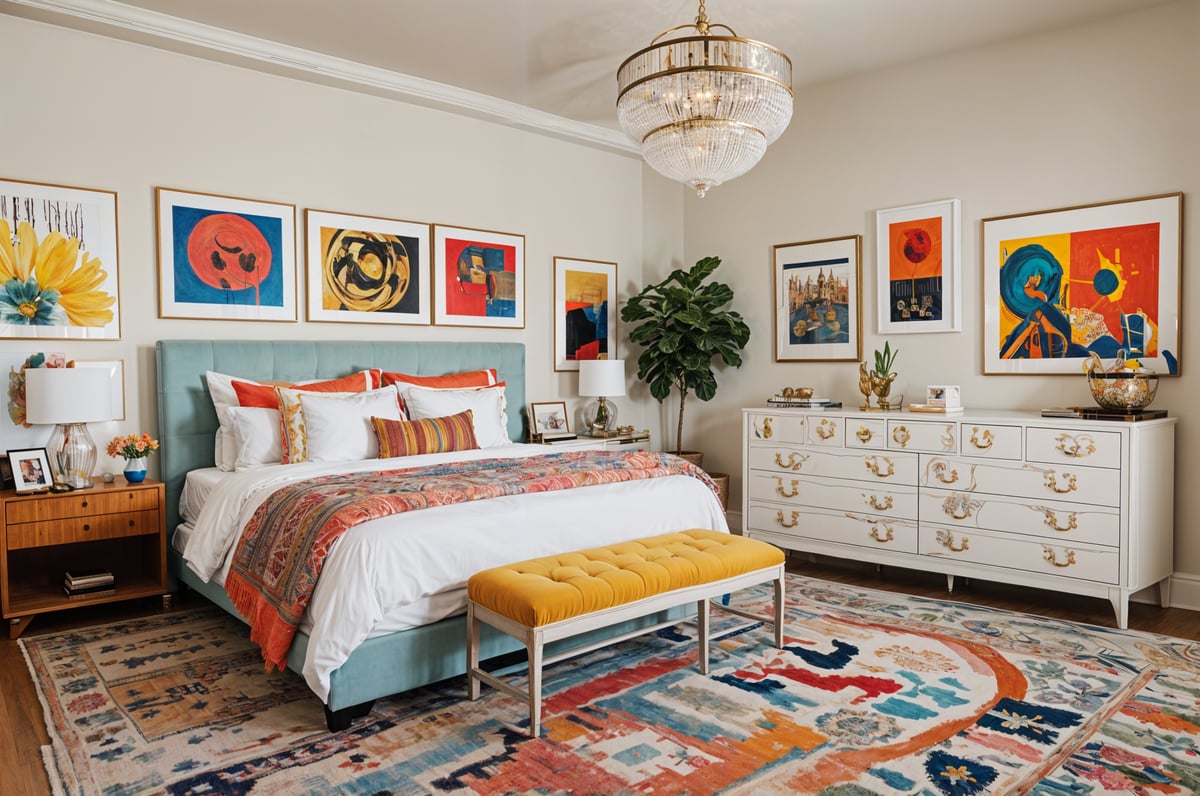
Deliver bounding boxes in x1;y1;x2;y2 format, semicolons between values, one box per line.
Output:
324;700;375;732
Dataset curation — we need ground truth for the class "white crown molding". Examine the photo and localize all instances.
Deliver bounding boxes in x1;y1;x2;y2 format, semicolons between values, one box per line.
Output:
3;0;638;156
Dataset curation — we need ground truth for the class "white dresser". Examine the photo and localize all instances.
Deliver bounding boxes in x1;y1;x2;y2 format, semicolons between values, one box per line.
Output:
741;408;1175;627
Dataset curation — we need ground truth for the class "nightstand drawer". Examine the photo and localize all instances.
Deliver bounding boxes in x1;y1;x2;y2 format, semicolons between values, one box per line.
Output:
5;488;158;524
6;509;160;549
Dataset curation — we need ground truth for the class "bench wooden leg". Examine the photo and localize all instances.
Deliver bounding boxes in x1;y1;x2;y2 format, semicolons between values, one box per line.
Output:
467;603;481;700
528;629;544;737
697;597;711;674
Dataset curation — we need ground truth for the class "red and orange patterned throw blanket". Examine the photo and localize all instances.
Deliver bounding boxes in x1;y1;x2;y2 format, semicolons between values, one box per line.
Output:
225;450;715;670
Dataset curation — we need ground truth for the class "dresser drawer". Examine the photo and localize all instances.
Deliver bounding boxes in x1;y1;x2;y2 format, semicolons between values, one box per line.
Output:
958;423;1023;460
746;413;807;445
920;455;1121;507
747;504;918;553
886;419;957;453
749;444;919;484
6;509;160;550
1026;427;1122;469
748;472;917;519
845;418;887;450
919;488;1120;546
6;488;158;524
919;525;1118;585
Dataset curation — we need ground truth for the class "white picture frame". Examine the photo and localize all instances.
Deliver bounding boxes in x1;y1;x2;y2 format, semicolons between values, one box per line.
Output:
876;198;962;334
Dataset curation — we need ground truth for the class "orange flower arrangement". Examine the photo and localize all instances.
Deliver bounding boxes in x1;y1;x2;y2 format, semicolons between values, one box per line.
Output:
107;433;159;459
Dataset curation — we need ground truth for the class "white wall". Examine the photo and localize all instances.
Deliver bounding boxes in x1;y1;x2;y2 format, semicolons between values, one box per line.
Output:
0;14;652;472
679;0;1199;593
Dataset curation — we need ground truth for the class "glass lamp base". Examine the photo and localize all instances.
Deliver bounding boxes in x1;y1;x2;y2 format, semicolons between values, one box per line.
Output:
47;422;98;490
582;398;619;435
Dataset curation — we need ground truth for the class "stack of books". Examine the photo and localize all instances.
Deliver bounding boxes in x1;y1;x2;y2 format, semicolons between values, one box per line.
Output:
766;396;842;409
64;568;115;600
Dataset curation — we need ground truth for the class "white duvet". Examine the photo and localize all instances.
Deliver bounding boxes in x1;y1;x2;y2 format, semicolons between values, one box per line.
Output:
181;444;728;702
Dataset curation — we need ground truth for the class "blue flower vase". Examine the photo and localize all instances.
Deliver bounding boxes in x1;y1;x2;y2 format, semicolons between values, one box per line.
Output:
124;457;147;483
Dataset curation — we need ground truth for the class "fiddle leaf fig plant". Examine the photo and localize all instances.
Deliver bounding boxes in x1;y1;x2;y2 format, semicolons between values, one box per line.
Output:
620;256;751;454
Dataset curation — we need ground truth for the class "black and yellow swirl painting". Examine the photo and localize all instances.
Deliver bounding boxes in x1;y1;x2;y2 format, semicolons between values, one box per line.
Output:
305;210;431;325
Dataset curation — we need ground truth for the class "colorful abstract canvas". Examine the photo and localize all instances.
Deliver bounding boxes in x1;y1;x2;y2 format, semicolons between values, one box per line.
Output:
876;199;961;334
773;235;862;361
983;193;1181;374
433;224;525;328
554;256;617;371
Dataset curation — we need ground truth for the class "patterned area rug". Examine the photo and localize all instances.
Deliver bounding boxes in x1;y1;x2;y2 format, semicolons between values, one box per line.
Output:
22;576;1200;795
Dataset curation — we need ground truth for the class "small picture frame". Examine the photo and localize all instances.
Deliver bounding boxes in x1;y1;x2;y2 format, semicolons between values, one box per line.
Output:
0;455;14;490
529;401;570;438
9;447;52;493
926;385;961;409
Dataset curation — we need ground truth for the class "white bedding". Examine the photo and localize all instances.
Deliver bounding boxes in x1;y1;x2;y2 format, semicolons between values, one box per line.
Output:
180;444;728;702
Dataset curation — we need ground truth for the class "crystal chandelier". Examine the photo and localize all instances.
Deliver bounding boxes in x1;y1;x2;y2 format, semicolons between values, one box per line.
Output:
616;0;793;198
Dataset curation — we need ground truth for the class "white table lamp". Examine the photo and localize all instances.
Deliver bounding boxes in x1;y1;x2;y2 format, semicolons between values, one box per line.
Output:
579;359;626;436
24;367;114;490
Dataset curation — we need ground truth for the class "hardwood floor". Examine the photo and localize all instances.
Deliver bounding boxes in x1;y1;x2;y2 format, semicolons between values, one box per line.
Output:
2;560;1197;795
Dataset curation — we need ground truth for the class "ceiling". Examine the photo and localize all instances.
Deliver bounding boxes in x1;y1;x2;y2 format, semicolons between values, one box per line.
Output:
2;0;1178;147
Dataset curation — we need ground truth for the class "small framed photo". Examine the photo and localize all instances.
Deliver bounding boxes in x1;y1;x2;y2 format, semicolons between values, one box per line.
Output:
876;198;962;334
926;385;961;409
0;455;14;490
9;447;52;493
529;401;570;438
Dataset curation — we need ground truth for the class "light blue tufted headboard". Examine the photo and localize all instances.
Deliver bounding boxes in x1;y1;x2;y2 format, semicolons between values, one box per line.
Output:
155;339;526;531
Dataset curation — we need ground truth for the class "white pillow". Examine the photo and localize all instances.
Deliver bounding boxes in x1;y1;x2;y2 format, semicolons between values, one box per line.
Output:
226;406;283;470
298;386;404;463
399;383;510;448
206;371;251;471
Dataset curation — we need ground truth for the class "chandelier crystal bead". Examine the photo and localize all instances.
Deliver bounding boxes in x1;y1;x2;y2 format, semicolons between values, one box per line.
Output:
616;1;793;197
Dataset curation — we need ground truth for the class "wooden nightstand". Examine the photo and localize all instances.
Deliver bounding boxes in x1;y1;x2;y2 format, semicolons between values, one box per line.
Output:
0;477;167;638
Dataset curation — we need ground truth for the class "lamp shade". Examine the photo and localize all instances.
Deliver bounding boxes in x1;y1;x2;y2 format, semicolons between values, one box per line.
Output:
578;359;626;398
24;367;114;424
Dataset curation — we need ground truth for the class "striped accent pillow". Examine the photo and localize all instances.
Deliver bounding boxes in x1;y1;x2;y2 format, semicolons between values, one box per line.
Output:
371;410;479;458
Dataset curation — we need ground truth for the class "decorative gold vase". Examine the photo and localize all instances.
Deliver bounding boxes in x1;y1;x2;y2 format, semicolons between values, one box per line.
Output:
858;361;898;411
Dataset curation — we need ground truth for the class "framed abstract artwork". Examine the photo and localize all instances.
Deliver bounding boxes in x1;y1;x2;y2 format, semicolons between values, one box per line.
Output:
982;192;1182;375
433;224;524;328
305;209;431;325
876;198;961;334
553;256;617;371
0;177;121;340
156;187;297;321
773;235;862;361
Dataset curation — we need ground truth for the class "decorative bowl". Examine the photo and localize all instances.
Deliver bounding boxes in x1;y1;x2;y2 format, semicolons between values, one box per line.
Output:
1087;369;1158;411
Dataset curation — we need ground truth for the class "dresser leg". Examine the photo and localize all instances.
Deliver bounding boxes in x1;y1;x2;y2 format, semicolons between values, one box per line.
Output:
946;574;955;592
1157;577;1172;609
7;616;30;640
1109;590;1129;629
162;593;173;610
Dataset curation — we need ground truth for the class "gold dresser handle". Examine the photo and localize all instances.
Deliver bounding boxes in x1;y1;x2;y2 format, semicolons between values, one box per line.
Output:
1035;506;1078;532
864;494;894;511
816;419;836;440
776;510;800;529
970;427;994;449
774;478;800;498
864;456;895;478
755;417;774;439
855;426;873;444
936;529;970;552
774;451;809;471
1043;470;1078;494
1042;546;1077;568
1055;433;1095;458
930;461;958;484
868;522;894;543
892;426;910;447
942;495;981;520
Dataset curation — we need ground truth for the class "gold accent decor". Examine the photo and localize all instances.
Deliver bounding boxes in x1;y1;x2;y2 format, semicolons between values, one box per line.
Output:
757;417;774;439
774;477;800;498
868;522;894;543
942;495;982;520
816;419;836;440
892;426;910;447
936;529;970;552
930;461;959;484
941;426;956;451
776;510;800;528
1036;506;1079;532
864;456;895;478
855;426;873;443
773;451;808;471
864;494;894;511
1043;470;1078;494
1042;546;1077;568
615;0;793;197
971;427;994;449
1055;433;1096;458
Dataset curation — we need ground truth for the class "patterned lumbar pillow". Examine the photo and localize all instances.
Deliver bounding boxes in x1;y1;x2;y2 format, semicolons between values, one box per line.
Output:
371;410;479;458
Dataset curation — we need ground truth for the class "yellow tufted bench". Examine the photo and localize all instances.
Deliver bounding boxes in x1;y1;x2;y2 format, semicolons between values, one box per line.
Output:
466;529;786;736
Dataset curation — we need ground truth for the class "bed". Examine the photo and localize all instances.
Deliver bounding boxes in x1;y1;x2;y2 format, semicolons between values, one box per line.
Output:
156;339;728;730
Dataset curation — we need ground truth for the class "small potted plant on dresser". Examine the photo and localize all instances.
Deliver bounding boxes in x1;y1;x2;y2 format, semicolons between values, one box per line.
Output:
620;256;750;507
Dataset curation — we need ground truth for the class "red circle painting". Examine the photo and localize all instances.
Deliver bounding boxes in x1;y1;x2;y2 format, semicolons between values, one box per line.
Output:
186;213;272;305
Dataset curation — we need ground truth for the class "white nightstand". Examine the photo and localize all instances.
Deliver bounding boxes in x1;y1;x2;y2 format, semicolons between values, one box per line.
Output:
536;431;651;453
